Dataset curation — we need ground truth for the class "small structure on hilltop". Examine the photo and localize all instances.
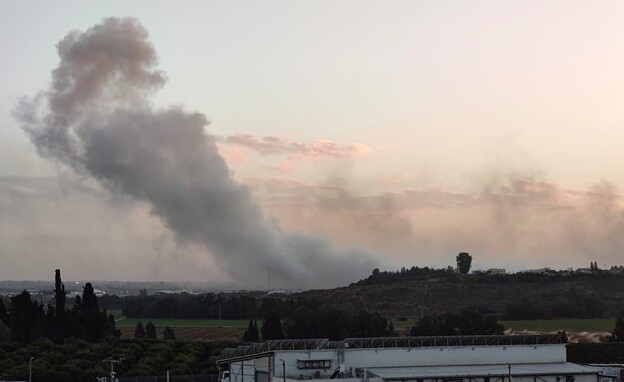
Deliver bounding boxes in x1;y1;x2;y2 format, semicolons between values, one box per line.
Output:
217;334;611;382
487;268;507;275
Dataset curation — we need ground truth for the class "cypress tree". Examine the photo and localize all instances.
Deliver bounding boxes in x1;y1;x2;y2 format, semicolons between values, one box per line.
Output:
146;321;157;339
163;326;176;340
261;311;284;340
253;320;259;341
135;321;145;338
53;269;67;343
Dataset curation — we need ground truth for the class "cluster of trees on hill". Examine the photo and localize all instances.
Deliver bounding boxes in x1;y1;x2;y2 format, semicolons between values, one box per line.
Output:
356;266;457;285
356;262;624;287
0;270;118;344
356;252;473;286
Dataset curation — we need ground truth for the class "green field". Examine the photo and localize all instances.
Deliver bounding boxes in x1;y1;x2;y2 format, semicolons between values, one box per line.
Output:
501;318;615;332
392;319;416;330
108;309;251;328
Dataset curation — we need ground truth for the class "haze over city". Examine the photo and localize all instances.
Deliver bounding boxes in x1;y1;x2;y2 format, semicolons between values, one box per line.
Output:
2;1;624;288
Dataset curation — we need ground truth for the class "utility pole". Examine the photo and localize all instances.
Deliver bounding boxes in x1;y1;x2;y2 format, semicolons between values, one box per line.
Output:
29;357;34;382
102;356;124;382
508;363;512;382
282;359;286;382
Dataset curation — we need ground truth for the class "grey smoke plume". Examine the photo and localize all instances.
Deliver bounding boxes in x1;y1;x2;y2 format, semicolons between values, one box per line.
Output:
16;18;377;288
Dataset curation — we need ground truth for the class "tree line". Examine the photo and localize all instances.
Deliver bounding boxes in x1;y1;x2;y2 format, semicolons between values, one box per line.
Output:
242;306;507;342
356;259;624;287
0;269;118;344
0;337;234;382
238;305;396;342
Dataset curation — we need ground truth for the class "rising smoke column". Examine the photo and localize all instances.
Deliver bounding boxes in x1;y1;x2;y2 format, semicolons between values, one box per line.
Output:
16;18;377;288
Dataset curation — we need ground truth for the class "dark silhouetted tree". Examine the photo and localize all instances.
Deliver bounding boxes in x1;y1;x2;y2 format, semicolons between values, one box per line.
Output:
613;306;624;341
163;326;176;340
243;323;251;341
388;321;396;336
135;321;145;338
109;313;120;337
0;320;9;342
261;311;284;340
9;291;42;343
253;320;259;340
456;252;472;274
244;320;259;341
81;283;98;311
53;269;67;343
0;298;9;327
145;321;157;339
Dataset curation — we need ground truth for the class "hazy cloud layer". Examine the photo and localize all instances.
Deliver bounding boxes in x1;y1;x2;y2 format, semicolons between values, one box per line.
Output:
0;176;220;283
15;18;377;288
247;174;624;270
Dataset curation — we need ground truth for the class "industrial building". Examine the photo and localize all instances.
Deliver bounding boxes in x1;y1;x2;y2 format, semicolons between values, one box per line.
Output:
217;335;611;382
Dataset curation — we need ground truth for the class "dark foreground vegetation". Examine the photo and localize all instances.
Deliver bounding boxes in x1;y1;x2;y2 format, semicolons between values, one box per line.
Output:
0;337;235;382
6;262;624;382
3;336;624;381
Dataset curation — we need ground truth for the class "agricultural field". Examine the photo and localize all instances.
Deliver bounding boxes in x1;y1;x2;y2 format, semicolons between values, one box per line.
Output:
108;309;250;328
108;309;251;341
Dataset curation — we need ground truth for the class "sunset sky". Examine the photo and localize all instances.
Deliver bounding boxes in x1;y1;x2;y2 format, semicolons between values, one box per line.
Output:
2;1;624;287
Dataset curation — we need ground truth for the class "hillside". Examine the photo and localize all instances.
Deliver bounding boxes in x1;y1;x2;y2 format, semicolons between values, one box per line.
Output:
296;273;624;320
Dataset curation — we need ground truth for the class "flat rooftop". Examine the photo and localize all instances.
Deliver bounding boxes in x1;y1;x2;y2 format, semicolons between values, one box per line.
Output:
217;334;567;362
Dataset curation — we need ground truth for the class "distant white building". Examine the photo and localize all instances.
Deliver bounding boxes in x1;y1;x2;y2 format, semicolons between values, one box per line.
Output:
521;267;553;274
576;268;593;274
487;268;507;275
217;335;611;382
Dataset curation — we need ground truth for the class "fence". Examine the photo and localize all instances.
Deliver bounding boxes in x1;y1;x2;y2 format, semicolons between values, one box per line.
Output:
118;373;219;382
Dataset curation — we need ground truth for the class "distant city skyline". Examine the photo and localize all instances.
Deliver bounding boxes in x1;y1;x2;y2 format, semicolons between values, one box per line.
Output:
2;1;624;287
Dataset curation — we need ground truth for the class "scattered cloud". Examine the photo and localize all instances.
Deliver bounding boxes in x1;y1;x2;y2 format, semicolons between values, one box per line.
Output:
221;134;372;172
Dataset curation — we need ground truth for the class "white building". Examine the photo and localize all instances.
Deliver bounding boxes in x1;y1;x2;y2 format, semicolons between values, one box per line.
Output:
487;268;507;275
217;335;611;382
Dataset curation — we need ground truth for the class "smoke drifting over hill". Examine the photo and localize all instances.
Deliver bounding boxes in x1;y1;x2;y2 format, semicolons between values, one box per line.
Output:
15;18;377;288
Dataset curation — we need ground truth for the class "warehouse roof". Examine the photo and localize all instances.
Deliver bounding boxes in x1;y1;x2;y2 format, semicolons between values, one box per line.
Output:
217;334;567;362
368;362;600;380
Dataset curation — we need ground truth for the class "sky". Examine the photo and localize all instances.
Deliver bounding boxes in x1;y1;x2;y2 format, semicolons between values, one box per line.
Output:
2;1;624;288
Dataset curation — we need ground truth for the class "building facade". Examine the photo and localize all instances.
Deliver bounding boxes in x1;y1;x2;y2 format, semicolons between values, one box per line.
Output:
217;335;609;382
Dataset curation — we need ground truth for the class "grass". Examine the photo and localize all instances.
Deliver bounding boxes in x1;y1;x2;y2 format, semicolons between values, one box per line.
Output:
391;319;416;330
107;309;251;328
501;318;615;332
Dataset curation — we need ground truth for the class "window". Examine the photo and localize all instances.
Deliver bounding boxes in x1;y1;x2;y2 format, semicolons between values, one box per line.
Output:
296;360;332;370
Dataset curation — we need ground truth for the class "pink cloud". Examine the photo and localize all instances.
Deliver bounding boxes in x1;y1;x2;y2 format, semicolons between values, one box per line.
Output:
223;134;372;159
216;143;248;165
221;133;372;172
